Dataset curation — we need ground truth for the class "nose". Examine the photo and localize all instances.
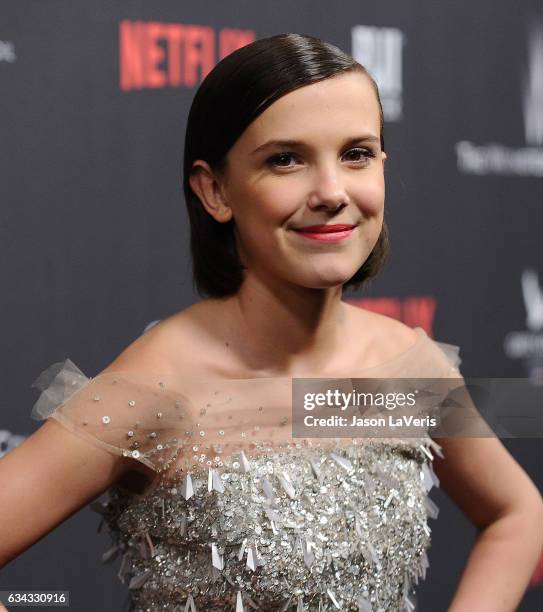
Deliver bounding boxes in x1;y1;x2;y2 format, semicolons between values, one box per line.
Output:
306;166;349;213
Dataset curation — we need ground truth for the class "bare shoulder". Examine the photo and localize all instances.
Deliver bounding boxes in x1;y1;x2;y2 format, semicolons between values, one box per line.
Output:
100;300;216;378
344;303;420;362
99;320;175;377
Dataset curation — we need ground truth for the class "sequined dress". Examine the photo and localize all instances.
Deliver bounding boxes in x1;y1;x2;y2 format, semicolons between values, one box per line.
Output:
30;327;464;612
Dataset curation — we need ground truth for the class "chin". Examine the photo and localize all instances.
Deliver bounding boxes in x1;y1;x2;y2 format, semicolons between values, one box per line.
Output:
295;271;357;290
278;257;363;289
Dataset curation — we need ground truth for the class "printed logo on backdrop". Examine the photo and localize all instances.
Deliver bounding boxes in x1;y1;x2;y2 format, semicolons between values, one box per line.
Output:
345;295;436;336
504;268;543;385
119;21;255;91
351;25;405;122
0;40;16;62
455;20;543;177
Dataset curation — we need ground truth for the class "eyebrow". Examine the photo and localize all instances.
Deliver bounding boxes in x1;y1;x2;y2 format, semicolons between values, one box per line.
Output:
250;134;381;156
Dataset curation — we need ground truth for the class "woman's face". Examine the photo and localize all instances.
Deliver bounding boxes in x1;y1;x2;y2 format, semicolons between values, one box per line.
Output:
218;71;386;290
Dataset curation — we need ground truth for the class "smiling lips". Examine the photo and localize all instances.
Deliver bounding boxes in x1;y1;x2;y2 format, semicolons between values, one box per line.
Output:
293;223;356;242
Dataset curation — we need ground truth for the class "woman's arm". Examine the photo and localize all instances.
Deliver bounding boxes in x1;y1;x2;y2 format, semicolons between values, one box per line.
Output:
432;436;543;612
0;418;133;568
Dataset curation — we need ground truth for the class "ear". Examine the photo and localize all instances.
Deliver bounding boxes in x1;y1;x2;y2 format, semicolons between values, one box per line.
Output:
189;161;233;223
381;151;388;164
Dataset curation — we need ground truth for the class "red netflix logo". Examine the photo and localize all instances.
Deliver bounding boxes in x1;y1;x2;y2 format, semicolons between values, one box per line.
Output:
344;296;437;337
119;21;256;91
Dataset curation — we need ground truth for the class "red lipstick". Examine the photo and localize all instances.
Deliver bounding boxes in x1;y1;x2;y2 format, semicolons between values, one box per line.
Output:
293;224;356;242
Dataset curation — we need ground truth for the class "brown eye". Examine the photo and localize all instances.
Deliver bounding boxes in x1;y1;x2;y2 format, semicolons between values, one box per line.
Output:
266;152;298;168
343;147;375;163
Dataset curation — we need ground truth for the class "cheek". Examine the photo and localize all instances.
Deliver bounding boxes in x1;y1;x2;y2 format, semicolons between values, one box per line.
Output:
353;177;385;216
237;181;295;227
229;186;287;255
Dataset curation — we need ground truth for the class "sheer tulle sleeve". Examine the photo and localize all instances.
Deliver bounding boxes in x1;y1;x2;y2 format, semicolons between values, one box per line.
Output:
431;338;463;378
424;335;495;438
31;359;196;472
30;359;298;477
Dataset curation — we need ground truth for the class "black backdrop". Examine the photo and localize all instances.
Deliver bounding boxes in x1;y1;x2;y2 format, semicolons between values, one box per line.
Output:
1;1;542;610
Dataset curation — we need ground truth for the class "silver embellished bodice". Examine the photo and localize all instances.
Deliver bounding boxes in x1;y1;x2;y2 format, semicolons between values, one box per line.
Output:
93;438;440;612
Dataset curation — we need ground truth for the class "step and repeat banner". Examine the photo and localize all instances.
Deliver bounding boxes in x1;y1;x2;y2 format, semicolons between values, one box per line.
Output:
1;1;542;610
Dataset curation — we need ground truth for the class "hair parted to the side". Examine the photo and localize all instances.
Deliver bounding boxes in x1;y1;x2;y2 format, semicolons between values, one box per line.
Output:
182;32;389;298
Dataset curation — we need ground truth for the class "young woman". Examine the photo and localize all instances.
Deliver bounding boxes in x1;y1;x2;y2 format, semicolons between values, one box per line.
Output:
1;33;542;612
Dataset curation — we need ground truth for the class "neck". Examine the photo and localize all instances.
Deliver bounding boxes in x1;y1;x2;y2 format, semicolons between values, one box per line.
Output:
218;273;351;377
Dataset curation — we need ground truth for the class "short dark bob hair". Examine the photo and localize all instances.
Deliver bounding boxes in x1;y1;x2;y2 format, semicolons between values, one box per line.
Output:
183;32;389;298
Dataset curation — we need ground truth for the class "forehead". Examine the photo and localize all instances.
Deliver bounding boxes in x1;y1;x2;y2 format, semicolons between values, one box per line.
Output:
240;72;380;148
